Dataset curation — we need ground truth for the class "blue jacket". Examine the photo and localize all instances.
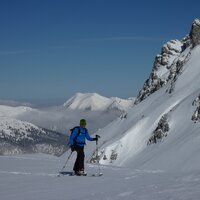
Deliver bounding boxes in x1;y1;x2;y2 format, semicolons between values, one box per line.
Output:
70;127;94;147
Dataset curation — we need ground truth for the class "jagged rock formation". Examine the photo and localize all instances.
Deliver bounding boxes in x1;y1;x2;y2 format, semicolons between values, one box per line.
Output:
190;19;200;47
89;148;118;164
135;19;200;104
191;94;200;123
147;114;169;145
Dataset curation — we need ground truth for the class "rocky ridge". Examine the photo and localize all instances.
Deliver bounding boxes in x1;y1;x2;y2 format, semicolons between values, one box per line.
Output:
135;19;200;104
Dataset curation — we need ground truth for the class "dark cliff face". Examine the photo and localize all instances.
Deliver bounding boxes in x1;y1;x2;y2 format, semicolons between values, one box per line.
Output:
190;19;200;47
134;39;186;104
135;19;200;104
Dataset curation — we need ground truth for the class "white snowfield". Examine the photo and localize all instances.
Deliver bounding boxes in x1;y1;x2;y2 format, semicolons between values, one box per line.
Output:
0;153;200;200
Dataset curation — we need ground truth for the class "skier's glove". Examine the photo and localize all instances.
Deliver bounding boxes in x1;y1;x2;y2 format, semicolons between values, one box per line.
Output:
93;134;100;141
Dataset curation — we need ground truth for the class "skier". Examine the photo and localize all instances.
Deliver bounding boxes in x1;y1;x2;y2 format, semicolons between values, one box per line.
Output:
70;119;98;176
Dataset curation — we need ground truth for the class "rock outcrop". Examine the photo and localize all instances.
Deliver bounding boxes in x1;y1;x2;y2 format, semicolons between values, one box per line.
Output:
190;19;200;47
135;19;200;104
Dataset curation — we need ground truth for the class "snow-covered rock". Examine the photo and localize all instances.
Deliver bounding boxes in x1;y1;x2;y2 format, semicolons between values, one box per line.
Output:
190;18;200;47
134;20;199;104
191;94;200;122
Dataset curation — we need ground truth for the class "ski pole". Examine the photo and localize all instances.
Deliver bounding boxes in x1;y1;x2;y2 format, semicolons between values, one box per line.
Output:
95;134;101;175
60;151;73;172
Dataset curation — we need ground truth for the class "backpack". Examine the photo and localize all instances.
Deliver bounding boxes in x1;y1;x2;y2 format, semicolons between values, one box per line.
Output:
70;126;81;145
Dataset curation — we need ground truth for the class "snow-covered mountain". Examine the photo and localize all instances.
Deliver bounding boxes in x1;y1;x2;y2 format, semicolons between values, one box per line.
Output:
0;117;67;156
0;93;134;156
63;92;134;111
87;19;200;172
0;93;134;134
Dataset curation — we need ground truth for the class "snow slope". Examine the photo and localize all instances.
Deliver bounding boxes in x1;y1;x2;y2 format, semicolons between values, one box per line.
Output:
91;19;200;173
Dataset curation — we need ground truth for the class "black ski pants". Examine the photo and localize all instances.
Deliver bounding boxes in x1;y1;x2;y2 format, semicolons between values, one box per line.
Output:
73;146;85;172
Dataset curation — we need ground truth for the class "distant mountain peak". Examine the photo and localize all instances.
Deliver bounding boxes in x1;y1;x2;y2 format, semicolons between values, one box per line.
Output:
190;18;200;47
63;92;135;111
63;93;111;111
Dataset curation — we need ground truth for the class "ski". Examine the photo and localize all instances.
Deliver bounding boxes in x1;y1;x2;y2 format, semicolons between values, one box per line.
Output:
90;172;103;177
58;171;103;177
58;171;75;176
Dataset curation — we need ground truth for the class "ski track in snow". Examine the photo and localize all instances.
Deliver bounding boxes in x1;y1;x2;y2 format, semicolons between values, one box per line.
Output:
0;170;57;177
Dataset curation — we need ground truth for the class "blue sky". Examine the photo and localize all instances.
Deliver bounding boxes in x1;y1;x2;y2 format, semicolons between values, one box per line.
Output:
0;0;199;106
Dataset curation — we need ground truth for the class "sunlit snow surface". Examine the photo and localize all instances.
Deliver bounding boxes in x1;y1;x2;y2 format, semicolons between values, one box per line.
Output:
0;153;200;200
